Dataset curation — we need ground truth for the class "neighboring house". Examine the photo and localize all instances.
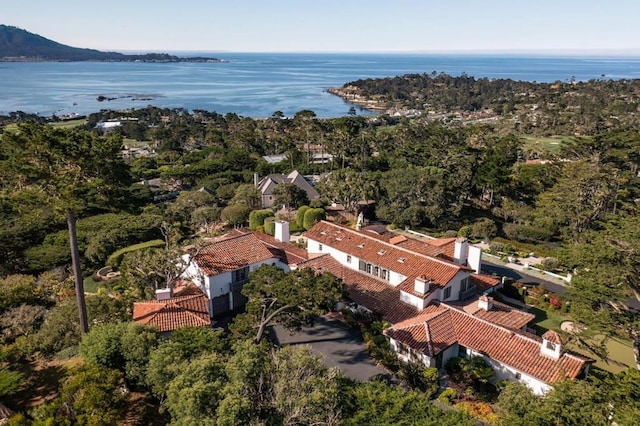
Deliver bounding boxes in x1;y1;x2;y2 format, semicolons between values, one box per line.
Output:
257;170;320;208
132;282;211;334
301;221;591;394
262;154;288;164
182;222;307;316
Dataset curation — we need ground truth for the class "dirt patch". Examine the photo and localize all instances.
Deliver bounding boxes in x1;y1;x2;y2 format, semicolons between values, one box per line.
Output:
6;357;81;410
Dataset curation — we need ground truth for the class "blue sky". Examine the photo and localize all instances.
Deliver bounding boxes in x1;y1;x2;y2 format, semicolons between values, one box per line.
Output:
3;0;640;53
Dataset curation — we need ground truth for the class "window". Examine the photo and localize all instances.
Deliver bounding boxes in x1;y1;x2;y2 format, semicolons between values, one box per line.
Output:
359;260;367;271
346;255;352;263
460;277;469;292
366;263;372;274
381;269;388;281
443;286;452;299
458;345;468;358
318;244;323;252
232;266;249;283
546;341;556;351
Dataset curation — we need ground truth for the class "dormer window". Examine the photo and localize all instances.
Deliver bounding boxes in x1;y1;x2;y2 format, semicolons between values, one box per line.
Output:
398;257;406;263
358;243;365;248
546;341;556;351
320;231;327;236
336;236;344;241
377;249;386;255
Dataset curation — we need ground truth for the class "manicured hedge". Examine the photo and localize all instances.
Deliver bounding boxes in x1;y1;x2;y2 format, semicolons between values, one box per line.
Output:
249;209;274;230
264;217;276;236
296;205;310;228
303;208;326;230
106;239;165;267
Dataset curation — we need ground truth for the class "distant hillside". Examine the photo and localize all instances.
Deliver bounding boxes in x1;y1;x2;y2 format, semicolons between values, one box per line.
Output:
0;25;222;62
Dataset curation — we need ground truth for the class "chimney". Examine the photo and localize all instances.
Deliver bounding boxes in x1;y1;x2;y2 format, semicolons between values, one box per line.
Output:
156;288;172;301
414;276;430;294
478;294;493;311
274;220;290;243
468;245;482;273
454;237;468;265
540;330;562;359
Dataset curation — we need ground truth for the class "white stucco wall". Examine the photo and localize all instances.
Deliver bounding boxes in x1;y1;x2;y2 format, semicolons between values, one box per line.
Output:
466;348;552;395
399;291;426;309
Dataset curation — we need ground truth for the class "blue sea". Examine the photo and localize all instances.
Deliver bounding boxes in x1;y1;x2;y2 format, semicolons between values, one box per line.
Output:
2;53;640;118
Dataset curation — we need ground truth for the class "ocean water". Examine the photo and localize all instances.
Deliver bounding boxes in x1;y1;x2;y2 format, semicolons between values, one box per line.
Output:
1;53;640;118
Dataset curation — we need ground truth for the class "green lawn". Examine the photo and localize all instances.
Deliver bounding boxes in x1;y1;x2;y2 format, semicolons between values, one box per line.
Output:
51;118;87;129
529;306;635;373
529;306;567;334
520;135;577;155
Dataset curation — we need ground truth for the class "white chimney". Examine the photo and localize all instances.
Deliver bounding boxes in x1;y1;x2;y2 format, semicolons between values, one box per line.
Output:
156;288;172;301
468;245;482;273
541;330;562;359
454;237;468;265
414;276;430;294
274;220;290;243
478;294;493;311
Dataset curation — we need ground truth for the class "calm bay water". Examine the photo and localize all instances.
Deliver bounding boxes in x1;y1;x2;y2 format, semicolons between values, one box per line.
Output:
2;53;640;118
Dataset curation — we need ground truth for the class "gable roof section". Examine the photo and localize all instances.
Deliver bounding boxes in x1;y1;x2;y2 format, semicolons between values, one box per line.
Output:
258;170;320;200
465;299;535;330
192;233;276;276
305;221;466;287
297;254;419;324
236;229;308;265
133;285;210;333
385;304;590;385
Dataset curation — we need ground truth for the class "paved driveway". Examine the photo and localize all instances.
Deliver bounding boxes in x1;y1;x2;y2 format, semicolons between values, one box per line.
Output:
271;315;391;382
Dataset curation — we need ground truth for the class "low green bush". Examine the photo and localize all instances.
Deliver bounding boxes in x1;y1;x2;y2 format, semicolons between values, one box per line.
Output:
438;387;458;405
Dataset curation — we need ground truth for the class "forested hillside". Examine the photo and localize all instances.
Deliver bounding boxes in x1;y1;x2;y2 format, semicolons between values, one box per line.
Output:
331;73;640;135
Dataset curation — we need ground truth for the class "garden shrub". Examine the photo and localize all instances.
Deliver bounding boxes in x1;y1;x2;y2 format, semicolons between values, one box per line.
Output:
249;209;274;231
264;217;276;236
296;205;310;228
438;387;457;405
303;208;326;230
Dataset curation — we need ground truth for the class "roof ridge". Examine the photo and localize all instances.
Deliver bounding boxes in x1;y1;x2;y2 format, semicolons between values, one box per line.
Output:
316;221;462;269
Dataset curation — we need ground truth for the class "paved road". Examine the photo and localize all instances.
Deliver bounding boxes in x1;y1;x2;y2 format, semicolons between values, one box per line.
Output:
481;258;569;295
482;258;640;311
271;315;392;382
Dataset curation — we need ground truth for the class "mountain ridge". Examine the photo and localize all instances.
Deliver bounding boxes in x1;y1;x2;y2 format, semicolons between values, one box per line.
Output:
0;25;222;62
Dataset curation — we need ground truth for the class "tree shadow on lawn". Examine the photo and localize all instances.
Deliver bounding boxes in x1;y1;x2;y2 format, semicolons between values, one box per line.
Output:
6;359;74;410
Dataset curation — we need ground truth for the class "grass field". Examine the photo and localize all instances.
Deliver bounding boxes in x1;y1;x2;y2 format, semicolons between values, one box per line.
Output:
3;118;87;133
529;306;635;373
520;135;579;155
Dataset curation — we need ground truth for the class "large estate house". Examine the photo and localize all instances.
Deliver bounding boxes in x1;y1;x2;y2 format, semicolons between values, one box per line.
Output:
300;221;591;395
133;218;590;395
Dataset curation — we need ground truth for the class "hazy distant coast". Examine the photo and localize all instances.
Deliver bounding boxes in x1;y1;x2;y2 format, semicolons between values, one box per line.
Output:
0;25;224;63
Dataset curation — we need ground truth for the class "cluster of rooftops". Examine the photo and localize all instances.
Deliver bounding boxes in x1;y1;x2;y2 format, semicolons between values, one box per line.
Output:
133;219;591;393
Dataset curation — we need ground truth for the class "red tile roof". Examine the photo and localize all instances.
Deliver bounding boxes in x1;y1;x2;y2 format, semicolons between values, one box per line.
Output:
133;284;210;333
471;274;502;293
192;233;277;276
385;304;590;385
297;255;419;324
465;299;535;330
305;221;468;288
237;229;308;265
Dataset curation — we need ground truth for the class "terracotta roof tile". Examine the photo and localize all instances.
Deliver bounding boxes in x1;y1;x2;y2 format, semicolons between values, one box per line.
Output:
542;330;563;344
297;255;419;324
385;304;590;385
464;298;535;330
240;230;308;265
133;284;210;333
305;221;467;287
193;233;276;276
471;274;502;293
